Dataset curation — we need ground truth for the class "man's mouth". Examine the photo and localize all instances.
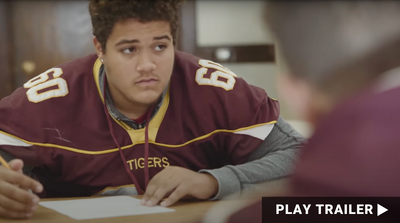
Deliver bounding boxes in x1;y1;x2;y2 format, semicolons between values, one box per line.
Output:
135;78;159;86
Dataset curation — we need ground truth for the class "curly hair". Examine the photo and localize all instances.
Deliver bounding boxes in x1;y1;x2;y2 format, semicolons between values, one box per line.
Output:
89;0;184;52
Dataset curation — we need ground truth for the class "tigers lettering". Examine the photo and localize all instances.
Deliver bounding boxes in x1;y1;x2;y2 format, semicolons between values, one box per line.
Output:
126;157;170;170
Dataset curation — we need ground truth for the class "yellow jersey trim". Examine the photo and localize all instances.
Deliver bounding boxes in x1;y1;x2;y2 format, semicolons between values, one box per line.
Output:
92;58;170;142
0;121;276;155
270;97;278;101
124;85;170;143
93;58;103;103
93;58;129;132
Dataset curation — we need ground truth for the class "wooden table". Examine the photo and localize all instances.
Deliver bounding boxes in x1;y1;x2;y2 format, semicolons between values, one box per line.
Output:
2;196;248;223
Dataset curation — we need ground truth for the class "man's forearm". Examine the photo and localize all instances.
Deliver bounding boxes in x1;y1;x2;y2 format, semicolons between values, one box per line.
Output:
199;116;305;199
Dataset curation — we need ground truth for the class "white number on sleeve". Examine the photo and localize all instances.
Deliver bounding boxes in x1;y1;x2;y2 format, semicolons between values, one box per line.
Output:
23;67;69;103
195;59;237;91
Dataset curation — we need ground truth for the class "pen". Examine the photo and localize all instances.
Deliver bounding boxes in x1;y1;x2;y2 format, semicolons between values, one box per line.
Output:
0;154;11;169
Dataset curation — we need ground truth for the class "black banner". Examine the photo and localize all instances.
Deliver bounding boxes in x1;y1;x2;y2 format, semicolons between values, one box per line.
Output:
262;197;400;223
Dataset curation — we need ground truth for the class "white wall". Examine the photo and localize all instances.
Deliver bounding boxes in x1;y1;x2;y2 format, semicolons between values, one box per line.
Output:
195;1;273;46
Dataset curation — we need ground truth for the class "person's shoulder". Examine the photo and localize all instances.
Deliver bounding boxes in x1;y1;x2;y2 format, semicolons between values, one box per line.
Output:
173;50;271;100
292;85;400;196
309;86;399;146
318;84;400;132
55;53;99;80
0;53;100;117
171;50;280;128
23;53;99;101
174;50;206;66
0;54;102;141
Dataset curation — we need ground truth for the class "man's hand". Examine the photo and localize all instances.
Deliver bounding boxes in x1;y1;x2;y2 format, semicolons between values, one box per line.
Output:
0;159;43;219
141;166;218;207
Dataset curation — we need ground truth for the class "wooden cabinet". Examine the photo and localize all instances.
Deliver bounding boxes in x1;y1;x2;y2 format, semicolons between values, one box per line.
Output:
0;0;95;99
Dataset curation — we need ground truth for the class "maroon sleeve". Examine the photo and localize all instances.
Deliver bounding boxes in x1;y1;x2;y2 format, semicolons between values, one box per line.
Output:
169;51;281;165
0;85;42;166
219;83;280;165
0;54;100;167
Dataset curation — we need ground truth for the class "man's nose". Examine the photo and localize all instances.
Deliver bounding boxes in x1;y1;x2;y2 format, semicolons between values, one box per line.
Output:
136;51;156;73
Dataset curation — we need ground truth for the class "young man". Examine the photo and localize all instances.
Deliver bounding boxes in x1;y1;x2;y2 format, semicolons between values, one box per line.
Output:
202;1;400;222
0;0;303;219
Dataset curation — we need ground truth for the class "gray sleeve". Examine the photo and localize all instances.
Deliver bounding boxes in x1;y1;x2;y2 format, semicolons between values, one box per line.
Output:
0;149;34;177
199;116;306;200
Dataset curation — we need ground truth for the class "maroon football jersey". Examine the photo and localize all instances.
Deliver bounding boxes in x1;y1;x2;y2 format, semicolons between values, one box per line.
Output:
0;50;279;198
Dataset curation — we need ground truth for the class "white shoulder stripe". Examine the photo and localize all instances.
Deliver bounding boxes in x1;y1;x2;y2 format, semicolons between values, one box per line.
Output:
234;123;274;140
0;132;32;147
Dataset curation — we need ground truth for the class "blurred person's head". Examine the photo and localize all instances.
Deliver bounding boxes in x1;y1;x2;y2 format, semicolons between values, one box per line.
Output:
265;1;400;126
88;0;183;113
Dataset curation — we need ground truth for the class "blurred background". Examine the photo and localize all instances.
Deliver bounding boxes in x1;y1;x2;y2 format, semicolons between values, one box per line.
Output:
0;0;311;137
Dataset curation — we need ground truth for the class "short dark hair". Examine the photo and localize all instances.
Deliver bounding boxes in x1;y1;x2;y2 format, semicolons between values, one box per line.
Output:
89;0;184;52
265;1;400;96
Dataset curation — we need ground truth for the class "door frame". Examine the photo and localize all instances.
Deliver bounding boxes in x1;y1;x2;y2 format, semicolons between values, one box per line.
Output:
0;1;14;99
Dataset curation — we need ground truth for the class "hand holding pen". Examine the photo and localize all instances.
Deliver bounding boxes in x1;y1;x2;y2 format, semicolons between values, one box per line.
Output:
0;156;43;219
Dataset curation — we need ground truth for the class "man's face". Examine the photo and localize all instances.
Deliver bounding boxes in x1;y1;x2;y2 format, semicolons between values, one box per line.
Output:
95;19;174;106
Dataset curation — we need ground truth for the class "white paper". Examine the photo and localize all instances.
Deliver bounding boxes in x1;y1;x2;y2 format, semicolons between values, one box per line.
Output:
39;196;175;220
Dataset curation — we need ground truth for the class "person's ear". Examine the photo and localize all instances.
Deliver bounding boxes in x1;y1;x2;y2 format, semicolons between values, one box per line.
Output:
277;73;334;126
93;37;104;62
277;73;314;121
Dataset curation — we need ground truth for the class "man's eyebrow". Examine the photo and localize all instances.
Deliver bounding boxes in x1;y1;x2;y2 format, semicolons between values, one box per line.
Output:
154;35;171;41
115;39;139;47
114;35;171;46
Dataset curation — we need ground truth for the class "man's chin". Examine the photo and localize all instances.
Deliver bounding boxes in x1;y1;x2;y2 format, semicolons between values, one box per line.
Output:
130;92;162;106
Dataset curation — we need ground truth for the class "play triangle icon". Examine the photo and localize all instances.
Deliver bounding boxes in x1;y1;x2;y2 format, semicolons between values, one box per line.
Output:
377;204;388;216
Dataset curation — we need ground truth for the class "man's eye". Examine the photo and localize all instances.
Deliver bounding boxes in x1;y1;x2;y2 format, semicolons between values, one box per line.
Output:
123;47;136;54
155;45;166;51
